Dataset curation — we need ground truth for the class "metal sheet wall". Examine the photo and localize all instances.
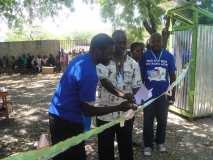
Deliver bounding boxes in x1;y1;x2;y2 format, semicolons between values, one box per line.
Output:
194;25;213;117
173;30;192;112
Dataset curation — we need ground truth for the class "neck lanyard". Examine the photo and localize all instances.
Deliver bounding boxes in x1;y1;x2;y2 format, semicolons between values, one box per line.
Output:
151;49;163;61
116;62;124;78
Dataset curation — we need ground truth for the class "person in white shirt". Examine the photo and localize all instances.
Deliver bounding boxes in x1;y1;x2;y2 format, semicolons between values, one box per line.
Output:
31;55;42;73
96;30;142;160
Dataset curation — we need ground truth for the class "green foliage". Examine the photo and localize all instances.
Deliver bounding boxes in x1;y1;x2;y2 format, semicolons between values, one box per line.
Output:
0;0;74;28
0;0;174;41
5;25;96;42
97;0;173;41
2;0;213;42
5;25;57;41
97;0;213;41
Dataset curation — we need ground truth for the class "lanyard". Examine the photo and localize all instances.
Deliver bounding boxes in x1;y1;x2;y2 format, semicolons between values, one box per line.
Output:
151;49;163;62
115;61;125;88
116;62;124;78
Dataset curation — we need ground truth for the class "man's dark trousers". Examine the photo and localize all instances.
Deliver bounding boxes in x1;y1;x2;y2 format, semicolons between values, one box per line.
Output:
97;118;134;160
49;114;86;160
143;95;169;148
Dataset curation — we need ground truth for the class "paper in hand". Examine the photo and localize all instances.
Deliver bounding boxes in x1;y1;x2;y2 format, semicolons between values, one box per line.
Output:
134;84;153;105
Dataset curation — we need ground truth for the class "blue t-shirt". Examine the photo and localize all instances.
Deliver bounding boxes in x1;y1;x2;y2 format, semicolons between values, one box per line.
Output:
48;53;98;125
139;49;176;98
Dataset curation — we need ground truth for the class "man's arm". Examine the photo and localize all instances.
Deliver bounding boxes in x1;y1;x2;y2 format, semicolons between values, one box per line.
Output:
81;101;136;117
100;78;124;97
100;78;133;101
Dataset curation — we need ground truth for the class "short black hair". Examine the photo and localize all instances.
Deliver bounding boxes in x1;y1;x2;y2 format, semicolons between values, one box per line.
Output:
90;33;113;51
130;42;145;52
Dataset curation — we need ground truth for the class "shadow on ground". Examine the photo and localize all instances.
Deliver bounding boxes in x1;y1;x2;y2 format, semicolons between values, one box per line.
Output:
0;73;212;160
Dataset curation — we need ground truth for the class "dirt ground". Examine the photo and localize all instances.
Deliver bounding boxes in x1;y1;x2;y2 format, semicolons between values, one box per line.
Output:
0;73;213;160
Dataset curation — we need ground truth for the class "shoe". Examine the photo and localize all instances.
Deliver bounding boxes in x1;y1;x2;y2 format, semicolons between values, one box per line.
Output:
144;147;152;156
157;144;167;152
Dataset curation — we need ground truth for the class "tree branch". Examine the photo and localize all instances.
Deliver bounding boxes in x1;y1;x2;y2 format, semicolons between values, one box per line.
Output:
162;16;171;49
143;20;154;35
143;2;157;35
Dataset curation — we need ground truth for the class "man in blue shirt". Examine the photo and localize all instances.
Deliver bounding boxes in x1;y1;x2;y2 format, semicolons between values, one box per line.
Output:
139;33;176;156
49;33;135;160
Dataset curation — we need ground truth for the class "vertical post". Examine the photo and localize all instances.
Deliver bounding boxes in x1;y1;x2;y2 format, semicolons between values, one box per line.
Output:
188;7;198;116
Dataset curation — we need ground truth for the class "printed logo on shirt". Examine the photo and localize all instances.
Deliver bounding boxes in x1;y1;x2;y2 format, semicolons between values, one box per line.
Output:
147;67;166;81
145;59;168;67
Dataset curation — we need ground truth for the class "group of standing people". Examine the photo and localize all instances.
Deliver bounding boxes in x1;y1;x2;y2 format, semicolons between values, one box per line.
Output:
48;30;176;160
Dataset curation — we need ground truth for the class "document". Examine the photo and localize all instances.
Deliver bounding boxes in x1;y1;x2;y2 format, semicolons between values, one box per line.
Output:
134;84;153;105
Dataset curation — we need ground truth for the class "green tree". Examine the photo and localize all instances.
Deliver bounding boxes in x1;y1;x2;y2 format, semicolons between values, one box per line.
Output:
5;25;96;42
0;0;176;44
0;0;74;27
3;0;213;44
94;0;180;46
5;25;57;41
96;0;213;46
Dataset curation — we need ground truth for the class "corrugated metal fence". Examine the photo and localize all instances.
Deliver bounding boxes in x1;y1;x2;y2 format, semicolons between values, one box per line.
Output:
194;25;213;117
173;30;192;113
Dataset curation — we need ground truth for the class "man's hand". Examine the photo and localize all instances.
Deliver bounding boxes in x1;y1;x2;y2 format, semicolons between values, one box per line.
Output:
119;101;137;112
122;93;134;102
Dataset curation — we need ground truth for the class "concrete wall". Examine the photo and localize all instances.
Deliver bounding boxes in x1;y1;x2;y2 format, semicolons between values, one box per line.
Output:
0;40;60;58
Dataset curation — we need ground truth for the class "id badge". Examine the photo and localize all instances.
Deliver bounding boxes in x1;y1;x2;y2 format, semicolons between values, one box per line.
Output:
117;73;124;88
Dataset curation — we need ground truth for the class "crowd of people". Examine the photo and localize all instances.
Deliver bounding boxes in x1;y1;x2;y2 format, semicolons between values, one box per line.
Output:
48;30;176;160
0;48;86;74
0;54;58;74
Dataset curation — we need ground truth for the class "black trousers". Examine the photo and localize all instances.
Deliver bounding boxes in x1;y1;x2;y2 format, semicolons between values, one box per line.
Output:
49;114;86;160
143;95;169;148
96;118;134;160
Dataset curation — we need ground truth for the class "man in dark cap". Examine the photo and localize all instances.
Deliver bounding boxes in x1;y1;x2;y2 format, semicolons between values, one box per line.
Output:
48;33;136;160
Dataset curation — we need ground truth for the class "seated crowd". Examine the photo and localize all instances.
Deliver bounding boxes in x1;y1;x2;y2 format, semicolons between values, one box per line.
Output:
0;54;57;74
0;48;86;74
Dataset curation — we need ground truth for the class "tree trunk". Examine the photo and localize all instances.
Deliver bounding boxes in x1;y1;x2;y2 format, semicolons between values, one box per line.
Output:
162;16;171;49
